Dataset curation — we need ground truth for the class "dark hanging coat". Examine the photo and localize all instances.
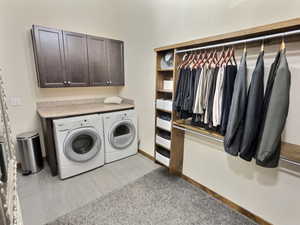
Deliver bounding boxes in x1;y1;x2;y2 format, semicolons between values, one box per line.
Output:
239;51;265;161
219;65;237;135
207;67;219;128
256;50;291;168
174;68;185;112
224;51;248;156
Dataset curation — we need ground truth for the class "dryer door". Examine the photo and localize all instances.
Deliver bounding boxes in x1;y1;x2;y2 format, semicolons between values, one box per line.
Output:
64;127;101;162
109;120;136;150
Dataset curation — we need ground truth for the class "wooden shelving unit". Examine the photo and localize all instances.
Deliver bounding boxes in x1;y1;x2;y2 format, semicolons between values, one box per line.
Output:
156;108;172;114
154;17;300;175
154;50;176;168
156;88;173;93
157;68;174;72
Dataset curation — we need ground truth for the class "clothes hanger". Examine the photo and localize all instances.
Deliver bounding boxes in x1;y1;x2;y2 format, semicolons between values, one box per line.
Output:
197;50;207;67
199;50;207;67
222;48;231;66
280;36;286;51
178;53;187;70
208;49;218;68
261;40;265;52
189;53;199;70
216;47;225;66
230;46;237;65
193;51;202;69
225;48;233;65
184;53;196;69
179;53;192;69
243;42;247;53
177;53;188;70
204;50;213;66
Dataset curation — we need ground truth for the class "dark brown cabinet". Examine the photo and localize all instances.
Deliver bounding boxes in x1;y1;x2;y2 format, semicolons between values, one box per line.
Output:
63;31;89;87
32;25;66;88
31;25;125;88
87;35;109;86
107;39;124;86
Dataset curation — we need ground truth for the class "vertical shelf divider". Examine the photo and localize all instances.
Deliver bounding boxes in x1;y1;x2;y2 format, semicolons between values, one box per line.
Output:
169;51;185;175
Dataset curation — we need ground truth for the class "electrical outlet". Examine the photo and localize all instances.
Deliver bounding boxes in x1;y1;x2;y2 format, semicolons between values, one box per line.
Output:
10;97;22;106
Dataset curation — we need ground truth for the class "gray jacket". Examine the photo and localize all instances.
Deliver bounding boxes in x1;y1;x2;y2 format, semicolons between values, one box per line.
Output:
256;50;291;167
224;51;248;156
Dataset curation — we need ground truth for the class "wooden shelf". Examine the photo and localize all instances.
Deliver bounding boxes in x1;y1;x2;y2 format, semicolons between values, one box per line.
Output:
156;126;172;133
173;120;224;140
157;88;173;93
156;108;172;113
157;68;173;72
155;143;171;151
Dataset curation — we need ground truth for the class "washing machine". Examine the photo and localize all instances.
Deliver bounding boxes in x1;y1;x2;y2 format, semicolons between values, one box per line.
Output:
103;109;138;163
53;114;104;179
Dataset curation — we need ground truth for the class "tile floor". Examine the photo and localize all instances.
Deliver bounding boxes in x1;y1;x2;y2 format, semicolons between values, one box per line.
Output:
18;153;160;225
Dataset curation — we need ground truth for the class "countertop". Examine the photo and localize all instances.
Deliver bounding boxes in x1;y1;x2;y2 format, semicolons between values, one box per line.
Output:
37;98;134;119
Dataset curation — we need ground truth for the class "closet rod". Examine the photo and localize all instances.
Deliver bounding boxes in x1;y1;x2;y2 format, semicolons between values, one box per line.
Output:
175;29;300;54
173;125;223;143
173;125;300;167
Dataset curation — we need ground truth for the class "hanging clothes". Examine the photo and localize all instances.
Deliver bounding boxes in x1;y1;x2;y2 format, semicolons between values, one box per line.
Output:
174;68;185;112
192;68;202;110
256;49;291;168
239;51;265;161
219;65;238;135
193;66;208;115
183;69;197;114
212;66;225;127
206;66;219;128
224;51;248;156
174;68;190;119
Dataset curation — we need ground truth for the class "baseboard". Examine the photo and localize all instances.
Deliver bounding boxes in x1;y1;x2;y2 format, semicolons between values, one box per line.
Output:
138;149;155;161
181;174;272;225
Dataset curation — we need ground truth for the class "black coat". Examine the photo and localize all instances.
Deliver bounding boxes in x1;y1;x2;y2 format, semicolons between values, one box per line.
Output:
239;51;264;161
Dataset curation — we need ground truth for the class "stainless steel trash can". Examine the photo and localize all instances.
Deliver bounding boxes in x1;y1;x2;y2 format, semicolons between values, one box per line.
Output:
0;136;7;182
17;131;43;175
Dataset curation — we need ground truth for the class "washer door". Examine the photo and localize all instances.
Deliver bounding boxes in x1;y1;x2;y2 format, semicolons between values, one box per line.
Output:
64;127;101;162
109;120;136;150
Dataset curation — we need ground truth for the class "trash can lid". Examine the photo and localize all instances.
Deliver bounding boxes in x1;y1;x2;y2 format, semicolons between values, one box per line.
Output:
17;131;39;139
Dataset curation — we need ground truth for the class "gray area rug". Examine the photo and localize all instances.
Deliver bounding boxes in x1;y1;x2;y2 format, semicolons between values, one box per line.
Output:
46;168;257;225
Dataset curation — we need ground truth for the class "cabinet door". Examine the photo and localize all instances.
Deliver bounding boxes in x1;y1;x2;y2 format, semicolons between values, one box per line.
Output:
107;39;125;86
32;25;66;88
63;31;89;87
87;36;109;86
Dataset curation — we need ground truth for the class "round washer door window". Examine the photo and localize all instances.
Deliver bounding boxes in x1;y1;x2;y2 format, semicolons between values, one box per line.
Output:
109;120;136;150
64;127;101;162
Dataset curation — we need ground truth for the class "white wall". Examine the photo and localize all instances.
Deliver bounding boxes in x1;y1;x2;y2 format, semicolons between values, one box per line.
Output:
0;0;123;141
1;0;300;224
116;1;300;225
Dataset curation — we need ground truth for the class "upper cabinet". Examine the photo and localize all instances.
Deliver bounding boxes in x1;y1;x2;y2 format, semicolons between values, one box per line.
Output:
32;25;66;88
87;35;109;86
31;25;125;88
107;39;124;86
63;31;89;87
